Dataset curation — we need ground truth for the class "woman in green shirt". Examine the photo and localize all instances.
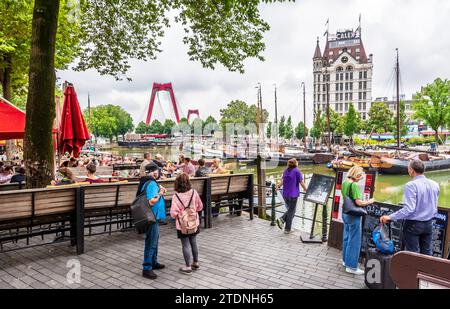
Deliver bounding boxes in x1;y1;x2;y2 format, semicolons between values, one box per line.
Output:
341;166;375;275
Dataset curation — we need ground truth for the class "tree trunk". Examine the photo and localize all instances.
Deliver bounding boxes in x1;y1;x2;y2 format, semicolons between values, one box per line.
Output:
435;130;439;144
1;56;12;101
1;56;14;160
23;0;60;188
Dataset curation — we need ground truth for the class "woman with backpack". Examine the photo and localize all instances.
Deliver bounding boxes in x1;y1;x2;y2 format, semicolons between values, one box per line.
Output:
170;173;203;274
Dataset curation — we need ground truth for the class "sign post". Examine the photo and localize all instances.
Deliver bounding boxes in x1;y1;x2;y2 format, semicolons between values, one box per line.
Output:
300;174;335;243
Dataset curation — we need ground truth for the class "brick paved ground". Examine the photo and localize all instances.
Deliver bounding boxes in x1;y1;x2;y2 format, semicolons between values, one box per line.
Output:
0;215;365;289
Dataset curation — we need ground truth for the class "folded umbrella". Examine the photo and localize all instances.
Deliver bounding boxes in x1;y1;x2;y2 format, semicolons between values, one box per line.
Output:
58;84;90;158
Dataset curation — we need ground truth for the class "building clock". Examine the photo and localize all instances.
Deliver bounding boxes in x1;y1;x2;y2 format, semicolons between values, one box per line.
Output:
341;56;349;63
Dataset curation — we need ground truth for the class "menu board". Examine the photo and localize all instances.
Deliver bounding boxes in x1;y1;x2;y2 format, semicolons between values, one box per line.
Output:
361;202;448;258
361;203;403;254
304;174;335;206
431;211;448;258
331;170;376;223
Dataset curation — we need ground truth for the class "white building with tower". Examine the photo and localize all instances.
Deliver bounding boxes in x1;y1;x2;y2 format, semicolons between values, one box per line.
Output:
313;24;373;120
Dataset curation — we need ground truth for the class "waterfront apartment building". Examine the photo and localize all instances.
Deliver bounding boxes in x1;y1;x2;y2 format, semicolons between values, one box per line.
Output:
374;96;415;122
313;28;373;120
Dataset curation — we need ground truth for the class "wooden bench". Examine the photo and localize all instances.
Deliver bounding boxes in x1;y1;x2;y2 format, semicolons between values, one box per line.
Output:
69;166;114;177
0;187;83;253
390;251;450;289
208;173;254;226
0;182;26;191
0;174;252;254
80;177;211;241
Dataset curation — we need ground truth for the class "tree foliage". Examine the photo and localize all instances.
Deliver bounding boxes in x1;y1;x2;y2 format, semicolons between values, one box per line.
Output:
368;101;394;133
219;100;268;130
74;0;293;79
0;0;80;102
284;116;293;139
278;115;286;138
86;104;133;141
295;121;308;140
344;103;360;140
310;111;323;139
413;78;449;142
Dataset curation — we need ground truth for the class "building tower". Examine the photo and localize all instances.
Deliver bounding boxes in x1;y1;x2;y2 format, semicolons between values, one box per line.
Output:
313;23;373;120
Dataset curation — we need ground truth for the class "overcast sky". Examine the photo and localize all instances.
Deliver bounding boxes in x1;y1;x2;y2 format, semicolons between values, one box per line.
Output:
57;0;450;128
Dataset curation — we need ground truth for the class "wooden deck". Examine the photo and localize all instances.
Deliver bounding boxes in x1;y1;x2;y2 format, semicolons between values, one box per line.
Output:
0;215;365;289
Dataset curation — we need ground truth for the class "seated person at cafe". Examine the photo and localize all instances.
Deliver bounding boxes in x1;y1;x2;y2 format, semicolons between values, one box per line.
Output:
51;166;76;186
180;157;196;177
10;167;26;183
83;162;104;184
153;154;167;168
0;165;13;184
195;158;211;177
211;158;228;174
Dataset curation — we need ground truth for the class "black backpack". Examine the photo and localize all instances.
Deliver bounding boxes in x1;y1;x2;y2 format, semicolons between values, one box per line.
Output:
130;180;156;233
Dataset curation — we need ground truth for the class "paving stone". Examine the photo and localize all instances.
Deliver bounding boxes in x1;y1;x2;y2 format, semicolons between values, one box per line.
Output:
0;216;363;289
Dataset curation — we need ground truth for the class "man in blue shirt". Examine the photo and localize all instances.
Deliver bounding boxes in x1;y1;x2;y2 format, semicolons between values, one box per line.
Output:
140;162;167;280
381;160;440;256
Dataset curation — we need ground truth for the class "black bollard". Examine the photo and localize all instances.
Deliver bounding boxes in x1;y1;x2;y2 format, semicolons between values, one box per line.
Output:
270;183;276;226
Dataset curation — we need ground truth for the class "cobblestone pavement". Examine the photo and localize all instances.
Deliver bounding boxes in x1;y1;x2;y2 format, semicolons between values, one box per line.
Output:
0;215;365;289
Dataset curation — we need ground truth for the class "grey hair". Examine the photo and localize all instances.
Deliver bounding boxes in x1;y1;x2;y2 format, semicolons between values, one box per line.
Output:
409;159;425;174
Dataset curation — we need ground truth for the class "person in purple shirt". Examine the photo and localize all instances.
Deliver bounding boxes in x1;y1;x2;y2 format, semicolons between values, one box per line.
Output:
381;159;440;256
276;159;307;234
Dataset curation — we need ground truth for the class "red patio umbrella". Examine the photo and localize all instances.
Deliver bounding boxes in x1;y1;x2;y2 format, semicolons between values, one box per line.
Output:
58;84;90;158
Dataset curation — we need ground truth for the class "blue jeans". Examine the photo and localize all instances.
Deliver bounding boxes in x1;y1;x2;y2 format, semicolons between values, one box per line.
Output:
403;219;433;256
143;222;159;270
342;213;362;269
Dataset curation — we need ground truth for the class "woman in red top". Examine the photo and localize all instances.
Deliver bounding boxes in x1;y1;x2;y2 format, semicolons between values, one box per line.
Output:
170;173;203;274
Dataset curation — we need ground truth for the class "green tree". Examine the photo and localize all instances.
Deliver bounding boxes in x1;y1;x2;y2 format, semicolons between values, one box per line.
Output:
266;121;272;138
220;100;268;130
284;116;293;139
106;105;134;140
0;0;80;103
87;105;117;142
413;78;450;142
278;116;286;138
23;0;293;187
295;121;308;140
162;119;176;135
368;101;394;133
344;103;359;143
148;120;163;134
135;121;150;134
310;111;323;140
392;100;409;139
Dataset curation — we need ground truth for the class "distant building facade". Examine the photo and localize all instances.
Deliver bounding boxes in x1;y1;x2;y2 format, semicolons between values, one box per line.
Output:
374;96;415;122
313;27;373;120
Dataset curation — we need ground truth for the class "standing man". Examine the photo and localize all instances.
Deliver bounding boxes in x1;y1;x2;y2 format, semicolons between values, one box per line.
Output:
380;160;440;256
137;162;167;279
139;153;152;177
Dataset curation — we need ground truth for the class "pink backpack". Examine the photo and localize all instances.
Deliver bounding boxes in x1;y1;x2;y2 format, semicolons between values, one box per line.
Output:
175;191;199;235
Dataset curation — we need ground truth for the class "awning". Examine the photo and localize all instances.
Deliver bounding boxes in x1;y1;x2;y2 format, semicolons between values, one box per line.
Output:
0;96;26;140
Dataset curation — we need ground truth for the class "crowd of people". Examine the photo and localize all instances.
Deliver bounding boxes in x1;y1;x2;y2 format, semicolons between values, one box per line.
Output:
274;159;440;277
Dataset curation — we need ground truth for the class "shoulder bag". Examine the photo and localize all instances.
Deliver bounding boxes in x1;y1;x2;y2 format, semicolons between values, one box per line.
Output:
343;182;367;217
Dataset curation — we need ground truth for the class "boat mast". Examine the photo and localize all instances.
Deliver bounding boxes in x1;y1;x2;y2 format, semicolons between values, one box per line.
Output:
396;49;400;148
302;82;307;151
274;84;279;150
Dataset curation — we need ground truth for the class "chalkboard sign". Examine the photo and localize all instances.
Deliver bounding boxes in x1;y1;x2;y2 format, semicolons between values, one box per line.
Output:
362;203;403;254
362;202;449;258
304;174;335;206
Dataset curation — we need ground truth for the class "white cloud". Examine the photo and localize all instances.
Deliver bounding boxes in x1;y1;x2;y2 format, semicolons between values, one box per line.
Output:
57;0;450;128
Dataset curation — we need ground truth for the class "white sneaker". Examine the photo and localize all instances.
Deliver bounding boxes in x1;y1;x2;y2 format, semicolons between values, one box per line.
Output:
341;260;345;267
345;267;364;275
